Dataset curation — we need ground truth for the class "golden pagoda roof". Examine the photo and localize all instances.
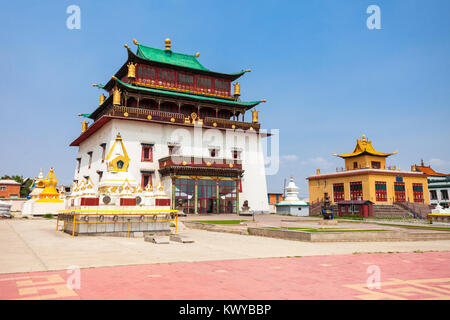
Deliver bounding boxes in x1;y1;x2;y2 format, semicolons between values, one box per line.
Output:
334;134;397;159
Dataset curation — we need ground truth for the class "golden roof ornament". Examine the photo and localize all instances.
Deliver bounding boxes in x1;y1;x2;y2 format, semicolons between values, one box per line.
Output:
127;62;137;79
81;120;89;133
233;82;241;98
133;38;139;45
251;109;259;123
195;52;200;58
334;135;397;158
100;93;106;105
165;38;171;50
112;87;121;106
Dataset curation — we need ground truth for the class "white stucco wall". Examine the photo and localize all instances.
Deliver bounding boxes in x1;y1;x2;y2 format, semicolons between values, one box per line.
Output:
73;119;269;212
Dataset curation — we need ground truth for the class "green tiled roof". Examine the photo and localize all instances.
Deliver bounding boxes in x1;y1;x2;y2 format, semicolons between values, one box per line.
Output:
137;44;209;71
134;44;246;77
114;78;261;108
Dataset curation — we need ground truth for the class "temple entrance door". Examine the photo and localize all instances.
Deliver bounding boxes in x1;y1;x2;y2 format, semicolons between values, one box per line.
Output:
174;178;195;214
218;180;237;214
197;179;217;214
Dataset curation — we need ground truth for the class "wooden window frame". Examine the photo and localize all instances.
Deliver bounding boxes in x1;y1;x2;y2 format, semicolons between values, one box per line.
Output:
333;183;345;202
375;181;387;202
100;143;106;163
141;144;153;162
87;152;93;169
141;172;153;189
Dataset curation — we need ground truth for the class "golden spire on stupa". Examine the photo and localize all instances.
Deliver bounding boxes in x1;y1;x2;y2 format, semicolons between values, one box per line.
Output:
36;168;64;203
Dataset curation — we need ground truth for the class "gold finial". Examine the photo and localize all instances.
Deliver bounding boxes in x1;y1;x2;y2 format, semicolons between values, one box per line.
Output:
124;44;129;49
233;82;241;98
361;133;366;141
260;99;266;103
100;93;106;105
195;52;200;58
81;120;88;133
246;69;251;72
165;38;171;50
251;109;259;123
127;62;137;79
111;76;117;80
133;38;139;45
112;87;121;106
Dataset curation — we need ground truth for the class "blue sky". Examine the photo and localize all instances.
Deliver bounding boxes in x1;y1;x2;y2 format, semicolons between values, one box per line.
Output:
0;0;449;197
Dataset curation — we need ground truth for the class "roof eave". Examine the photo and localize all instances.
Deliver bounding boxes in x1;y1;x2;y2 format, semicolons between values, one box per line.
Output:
113;77;261;109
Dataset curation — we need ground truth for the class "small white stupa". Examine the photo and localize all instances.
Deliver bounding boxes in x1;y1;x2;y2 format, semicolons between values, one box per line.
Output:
275;176;309;216
432;203;450;215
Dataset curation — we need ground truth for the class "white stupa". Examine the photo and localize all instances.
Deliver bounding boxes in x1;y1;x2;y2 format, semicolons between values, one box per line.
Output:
275;176;309;216
432;203;450;214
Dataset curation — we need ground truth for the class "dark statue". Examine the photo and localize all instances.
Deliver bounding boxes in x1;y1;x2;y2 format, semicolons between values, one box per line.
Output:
321;193;333;220
241;200;250;213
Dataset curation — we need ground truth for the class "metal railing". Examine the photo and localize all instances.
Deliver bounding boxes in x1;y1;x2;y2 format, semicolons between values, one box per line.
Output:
57;209;179;237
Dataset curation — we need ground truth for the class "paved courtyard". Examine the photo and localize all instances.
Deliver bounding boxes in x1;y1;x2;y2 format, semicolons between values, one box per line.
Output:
1;217;450;299
1;252;449;300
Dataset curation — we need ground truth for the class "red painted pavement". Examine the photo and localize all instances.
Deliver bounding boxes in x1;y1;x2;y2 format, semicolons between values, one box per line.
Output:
1;252;449;300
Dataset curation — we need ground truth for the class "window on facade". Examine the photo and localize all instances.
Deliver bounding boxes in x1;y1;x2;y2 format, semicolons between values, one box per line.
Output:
442;190;449;200
76;158;81;173
353;162;358;169
159;70;175;82
87;152;93;169
232;150;240;159
350;182;363;200
214;79;229;91
394;182;406;202
412;183;424;203
100;143;106;163
117;161;124;169
141;173;152;189
210;149;217;158
168;145;180;156
371;161;381;169
430;190;437;200
375;181;387;202
178;73;194;85
333;183;345;202
137;66;156;83
141;144;153;162
196;77;211;88
0;186;5;191
97;171;103;182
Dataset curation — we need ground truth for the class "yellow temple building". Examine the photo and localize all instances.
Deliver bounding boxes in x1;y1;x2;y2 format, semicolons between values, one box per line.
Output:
307;135;430;208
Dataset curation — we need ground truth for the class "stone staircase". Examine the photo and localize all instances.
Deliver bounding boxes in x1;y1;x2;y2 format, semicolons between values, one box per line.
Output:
393;202;432;219
372;204;411;218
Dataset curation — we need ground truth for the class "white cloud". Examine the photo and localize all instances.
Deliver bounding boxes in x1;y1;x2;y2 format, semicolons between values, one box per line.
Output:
281;154;299;162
